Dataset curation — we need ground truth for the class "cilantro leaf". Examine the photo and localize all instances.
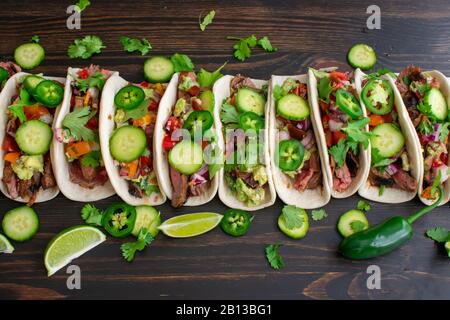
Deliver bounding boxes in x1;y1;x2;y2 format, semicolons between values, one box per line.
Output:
68;35;105;59
272;85;284;101
357;200;371;212
257;36;277;52
311;209;327;221
318;77;333;103
426;227;450;243
31;35;40;43
417;102;437;121
227;35;257;62
123;99;151;121
220;101;239;124
265;243;284;270
329;139;348;168
170;53;195;72
81;204;103;226
80;151;100;168
341;118;372;149
281;205;304;229
379;184;386;196
199;10;215;31
120;36;152;56
74;71;107;93
418;117;434;135
350;220;366;233
8;88;33;123
75;0;91;12
62;107;95;141
197;62;227;89
439;123;450;143
121;227;154;262
371;148;396;169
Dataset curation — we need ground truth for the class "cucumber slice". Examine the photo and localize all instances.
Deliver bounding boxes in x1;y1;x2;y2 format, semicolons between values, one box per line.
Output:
236;87;266;116
2;206;39;242
110;125;147;162
276;94;310;120
199;90;215;113
168;140;203;175
132;206;161;237
14;43;45;70
15;120;53;155
424;88;448;121
370;123;405;158
277;207;309;239
23;75;44;95
337;209;369;238
144;56;175;83
347;44;376;70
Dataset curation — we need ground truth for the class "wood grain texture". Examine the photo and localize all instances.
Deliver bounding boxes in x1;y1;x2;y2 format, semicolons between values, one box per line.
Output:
0;0;450;300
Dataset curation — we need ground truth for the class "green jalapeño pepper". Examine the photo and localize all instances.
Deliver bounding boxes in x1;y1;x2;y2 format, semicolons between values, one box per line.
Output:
339;187;443;259
220;209;252;237
275;139;304;171
361;78;394;115
114;85;145;110
239;111;264;132
182;110;214;137
335;89;362;119
35;80;64;107
0;67;9;84
102;203;137;238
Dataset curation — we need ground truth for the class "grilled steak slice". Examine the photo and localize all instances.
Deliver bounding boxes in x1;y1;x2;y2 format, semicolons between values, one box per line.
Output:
170;166;188;207
2;162;18;198
393;170;418;192
369;168;395;187
41;158;56;189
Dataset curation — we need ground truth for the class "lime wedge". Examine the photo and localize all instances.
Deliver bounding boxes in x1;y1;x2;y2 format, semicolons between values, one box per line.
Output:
0;234;14;254
158;212;223;238
44;225;106;277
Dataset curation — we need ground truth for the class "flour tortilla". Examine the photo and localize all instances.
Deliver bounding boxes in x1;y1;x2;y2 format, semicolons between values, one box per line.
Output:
307;68;370;199
51;67;116;202
389;70;450;206
269;74;330;208
213;75;276;211
0;72;62;203
153;73;218;206
355;68;422;203
99;74;166;206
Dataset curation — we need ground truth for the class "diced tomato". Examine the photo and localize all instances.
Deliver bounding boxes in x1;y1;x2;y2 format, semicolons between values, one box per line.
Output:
325;130;333;148
187;86;200;97
148;100;158;111
319;100;329;113
2;136;19;152
24;105;50;120
86;117;99;129
139;81;150;88
77;69;89;80
369;114;384;127
162;135;178;151
329;71;348;82
166;116;182;132
322;114;330;129
432;159;442;168
332;82;344;91
3;152;20;163
139;156;151;167
440;152;448;164
333;131;347;144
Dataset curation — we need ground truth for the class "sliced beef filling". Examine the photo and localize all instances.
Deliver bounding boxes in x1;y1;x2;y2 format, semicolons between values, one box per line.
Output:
2;162;18;199
68;160;108;189
369;167;417;192
294;153;321;191
170;166;188;208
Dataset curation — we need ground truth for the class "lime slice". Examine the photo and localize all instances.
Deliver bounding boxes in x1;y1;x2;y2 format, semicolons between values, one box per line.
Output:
158;212;223;238
44;225;106;277
0;234;14;254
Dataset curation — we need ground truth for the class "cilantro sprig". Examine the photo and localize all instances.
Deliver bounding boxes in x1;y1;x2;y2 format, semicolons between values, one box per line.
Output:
281;205;304;229
120;36;152;56
311;209;328;221
197;62;227;89
74;71;107;93
265;243;284;270
121;227;154;262
68;35;105;59
227;35;277;62
8;88;33;123
171;53;195;72
75;0;90;12
62;107;95;141
81;204;103;227
426;227;450;243
199;10;215;31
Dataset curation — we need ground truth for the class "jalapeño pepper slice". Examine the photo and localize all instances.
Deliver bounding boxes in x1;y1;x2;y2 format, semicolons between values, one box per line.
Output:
101;203;137;238
335;89;362;119
220;209;252;237
114;85;145;110
0;67;8;84
361;78;394;115
35;80;64;107
239;111;264;132
182;110;214;137
275;139;304;171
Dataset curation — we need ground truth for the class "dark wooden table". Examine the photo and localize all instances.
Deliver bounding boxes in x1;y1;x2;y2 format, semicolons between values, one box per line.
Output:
0;0;450;300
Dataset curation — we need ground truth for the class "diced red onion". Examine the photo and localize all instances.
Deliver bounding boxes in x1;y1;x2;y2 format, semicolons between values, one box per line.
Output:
301;130;313;148
296;119;309;131
278;130;290;141
328;119;343;132
386;163;400;176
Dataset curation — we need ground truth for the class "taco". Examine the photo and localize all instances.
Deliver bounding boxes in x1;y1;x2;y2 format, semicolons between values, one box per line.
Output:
268;75;330;208
214;74;276;211
51;66;116;202
0;72;64;204
394;65;450;205
99;75;166;206
308;68;371;198
154;71;220;207
355;68;421;203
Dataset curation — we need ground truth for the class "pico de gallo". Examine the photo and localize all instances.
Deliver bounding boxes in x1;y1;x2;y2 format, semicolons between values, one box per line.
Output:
2;74;63;205
220;74;269;207
272;77;322;191
55;65;111;189
110;80;165;200
312;69;370;193
361;74;418;195
396;65;449;200
163;71;220;208
0;61;21;88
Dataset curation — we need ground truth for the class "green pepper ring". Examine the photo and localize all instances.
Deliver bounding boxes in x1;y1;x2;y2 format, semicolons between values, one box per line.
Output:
35;80;64;107
239;111;264;132
275;139;305;172
335;89;362;119
101;203;137;238
220;209;252;237
114;85;146;110
182;110;214;137
0;67;8;84
361;78;394;115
